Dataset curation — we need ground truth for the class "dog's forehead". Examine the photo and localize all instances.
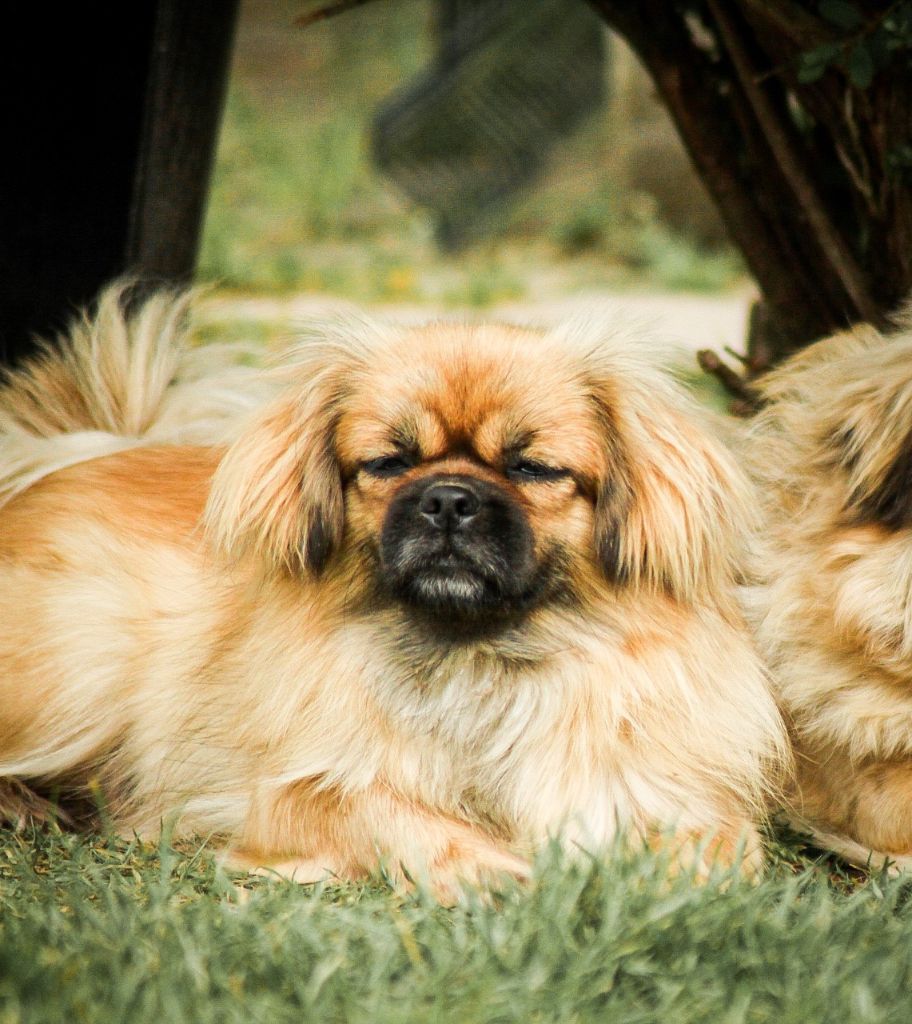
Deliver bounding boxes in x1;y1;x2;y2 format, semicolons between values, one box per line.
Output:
338;322;605;464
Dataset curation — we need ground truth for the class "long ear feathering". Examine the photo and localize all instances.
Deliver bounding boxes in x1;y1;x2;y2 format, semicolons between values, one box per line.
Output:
0;281;274;506
550;318;755;602
203;315;388;575
748;320;912;530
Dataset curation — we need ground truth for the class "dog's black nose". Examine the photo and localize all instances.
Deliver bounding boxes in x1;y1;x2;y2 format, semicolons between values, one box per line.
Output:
419;482;480;530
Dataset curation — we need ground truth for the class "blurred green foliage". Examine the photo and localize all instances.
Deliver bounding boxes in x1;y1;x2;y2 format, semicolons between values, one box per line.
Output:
199;0;744;305
798;0;912;87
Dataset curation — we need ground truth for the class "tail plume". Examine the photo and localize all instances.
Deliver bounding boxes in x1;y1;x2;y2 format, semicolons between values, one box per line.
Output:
0;281;272;505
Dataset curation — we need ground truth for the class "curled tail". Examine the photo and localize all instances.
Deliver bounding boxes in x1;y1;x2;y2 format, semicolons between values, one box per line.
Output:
0;281;272;506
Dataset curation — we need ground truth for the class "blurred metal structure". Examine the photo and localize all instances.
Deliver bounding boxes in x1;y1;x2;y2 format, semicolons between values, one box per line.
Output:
372;0;607;251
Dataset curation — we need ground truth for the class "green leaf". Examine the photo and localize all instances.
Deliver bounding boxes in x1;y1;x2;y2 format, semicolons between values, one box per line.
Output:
797;41;842;82
819;0;864;31
866;30;892;69
884;4;912;39
848;42;875;88
807;40;843;63
797;59;827;83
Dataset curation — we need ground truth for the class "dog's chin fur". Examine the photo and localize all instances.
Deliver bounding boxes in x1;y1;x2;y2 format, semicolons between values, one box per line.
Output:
0;284;787;895
743;310;912;866
378;526;564;639
380;562;567;644
390;568;529;632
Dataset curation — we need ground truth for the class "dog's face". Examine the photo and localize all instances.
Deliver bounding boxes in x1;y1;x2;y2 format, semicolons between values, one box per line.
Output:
333;324;610;627
205;318;750;634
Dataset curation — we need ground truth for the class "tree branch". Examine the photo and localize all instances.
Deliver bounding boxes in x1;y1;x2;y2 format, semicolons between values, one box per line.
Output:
697;349;762;416
705;0;883;327
295;0;382;29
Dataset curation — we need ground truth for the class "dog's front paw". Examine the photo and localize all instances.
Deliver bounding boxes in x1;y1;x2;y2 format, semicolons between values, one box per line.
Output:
421;834;532;904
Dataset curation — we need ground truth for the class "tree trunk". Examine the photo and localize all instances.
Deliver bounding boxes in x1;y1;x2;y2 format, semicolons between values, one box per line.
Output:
588;0;912;370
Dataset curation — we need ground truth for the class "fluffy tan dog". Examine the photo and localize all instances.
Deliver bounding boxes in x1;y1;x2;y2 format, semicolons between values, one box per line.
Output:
744;314;912;868
0;285;785;894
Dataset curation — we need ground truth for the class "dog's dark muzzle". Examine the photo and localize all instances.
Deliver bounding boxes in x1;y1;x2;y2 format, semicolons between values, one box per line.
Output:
379;473;539;620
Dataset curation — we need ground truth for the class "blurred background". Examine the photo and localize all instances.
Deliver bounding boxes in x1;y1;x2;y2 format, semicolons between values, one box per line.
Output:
195;0;753;360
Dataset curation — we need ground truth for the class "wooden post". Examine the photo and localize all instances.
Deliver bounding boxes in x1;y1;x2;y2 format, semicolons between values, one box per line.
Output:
0;1;239;366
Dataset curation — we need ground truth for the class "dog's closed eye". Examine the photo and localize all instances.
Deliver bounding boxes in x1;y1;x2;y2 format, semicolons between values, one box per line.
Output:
504;458;570;483
361;454;416;478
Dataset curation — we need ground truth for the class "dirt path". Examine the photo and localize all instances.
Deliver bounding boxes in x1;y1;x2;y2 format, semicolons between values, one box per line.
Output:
195;287;757;366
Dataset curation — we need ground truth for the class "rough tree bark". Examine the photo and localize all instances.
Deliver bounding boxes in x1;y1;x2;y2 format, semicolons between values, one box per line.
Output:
588;0;912;372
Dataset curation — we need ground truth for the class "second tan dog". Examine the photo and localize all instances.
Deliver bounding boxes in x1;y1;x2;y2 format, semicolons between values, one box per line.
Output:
744;313;912;868
0;286;786;894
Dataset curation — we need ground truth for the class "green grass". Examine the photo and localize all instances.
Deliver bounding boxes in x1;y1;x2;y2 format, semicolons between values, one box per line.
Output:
2;825;911;1023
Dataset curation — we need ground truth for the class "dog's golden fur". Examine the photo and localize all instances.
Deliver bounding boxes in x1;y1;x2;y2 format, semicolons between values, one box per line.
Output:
0;286;785;893
744;313;912;868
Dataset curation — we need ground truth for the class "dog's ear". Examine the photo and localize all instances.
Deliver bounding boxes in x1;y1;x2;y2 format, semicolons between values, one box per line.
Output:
836;422;912;531
769;324;912;532
748;321;912;530
204;369;345;575
589;373;752;602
